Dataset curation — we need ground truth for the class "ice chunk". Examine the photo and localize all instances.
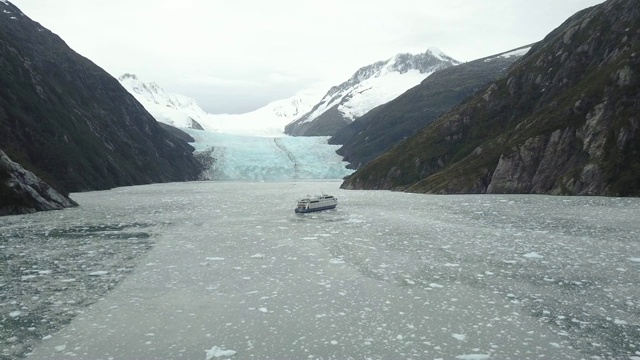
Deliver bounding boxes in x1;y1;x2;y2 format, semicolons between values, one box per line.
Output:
523;252;544;259
455;355;490;360
452;333;466;341
205;345;237;359
88;271;109;276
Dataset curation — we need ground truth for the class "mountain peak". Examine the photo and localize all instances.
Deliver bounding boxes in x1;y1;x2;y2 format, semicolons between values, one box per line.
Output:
341;0;640;196
118;73;208;130
425;47;457;62
284;48;460;136
118;73;138;81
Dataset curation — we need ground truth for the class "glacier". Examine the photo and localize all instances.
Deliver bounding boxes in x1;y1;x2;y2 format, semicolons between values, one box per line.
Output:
184;129;354;181
118;74;350;181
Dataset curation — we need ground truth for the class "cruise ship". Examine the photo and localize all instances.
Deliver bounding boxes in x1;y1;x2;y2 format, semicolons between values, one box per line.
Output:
294;194;338;213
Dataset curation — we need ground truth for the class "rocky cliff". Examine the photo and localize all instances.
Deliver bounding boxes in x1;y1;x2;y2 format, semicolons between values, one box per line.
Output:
0;151;77;215
0;2;202;203
330;45;532;169
342;0;639;196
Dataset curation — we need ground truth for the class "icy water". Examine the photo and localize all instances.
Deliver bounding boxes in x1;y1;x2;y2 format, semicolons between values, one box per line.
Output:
2;181;640;359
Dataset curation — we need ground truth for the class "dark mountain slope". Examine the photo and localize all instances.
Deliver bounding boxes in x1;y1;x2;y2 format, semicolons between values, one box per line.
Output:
0;2;201;198
342;0;639;196
330;45;532;169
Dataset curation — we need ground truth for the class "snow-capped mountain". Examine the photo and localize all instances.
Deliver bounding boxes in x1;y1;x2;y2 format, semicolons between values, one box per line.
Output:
119;73;319;136
118;73;209;130
284;48;460;136
204;91;320;136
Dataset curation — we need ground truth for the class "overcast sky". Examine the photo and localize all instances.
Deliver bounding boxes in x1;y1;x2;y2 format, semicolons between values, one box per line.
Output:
11;0;604;114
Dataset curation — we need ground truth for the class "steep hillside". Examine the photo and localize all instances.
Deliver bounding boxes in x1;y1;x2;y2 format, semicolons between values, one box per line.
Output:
284;49;459;136
330;45;532;169
342;0;639;196
0;2;202;198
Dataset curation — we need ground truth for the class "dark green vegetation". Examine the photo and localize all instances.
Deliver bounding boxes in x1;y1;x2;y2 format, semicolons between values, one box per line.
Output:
330;45;533;169
0;3;201;214
342;0;639;196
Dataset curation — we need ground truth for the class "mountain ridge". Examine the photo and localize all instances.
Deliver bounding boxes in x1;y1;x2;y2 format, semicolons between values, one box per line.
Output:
119;73;208;130
119;73;318;136
0;0;202;214
284;49;460;136
341;0;639;196
329;44;534;170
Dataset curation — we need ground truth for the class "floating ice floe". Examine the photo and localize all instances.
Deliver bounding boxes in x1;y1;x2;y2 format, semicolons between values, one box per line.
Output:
88;271;109;276
523;252;544;259
455;354;490;360
205;345;237;359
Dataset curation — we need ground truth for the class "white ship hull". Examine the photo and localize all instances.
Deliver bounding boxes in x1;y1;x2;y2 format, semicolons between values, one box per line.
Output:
295;194;338;213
